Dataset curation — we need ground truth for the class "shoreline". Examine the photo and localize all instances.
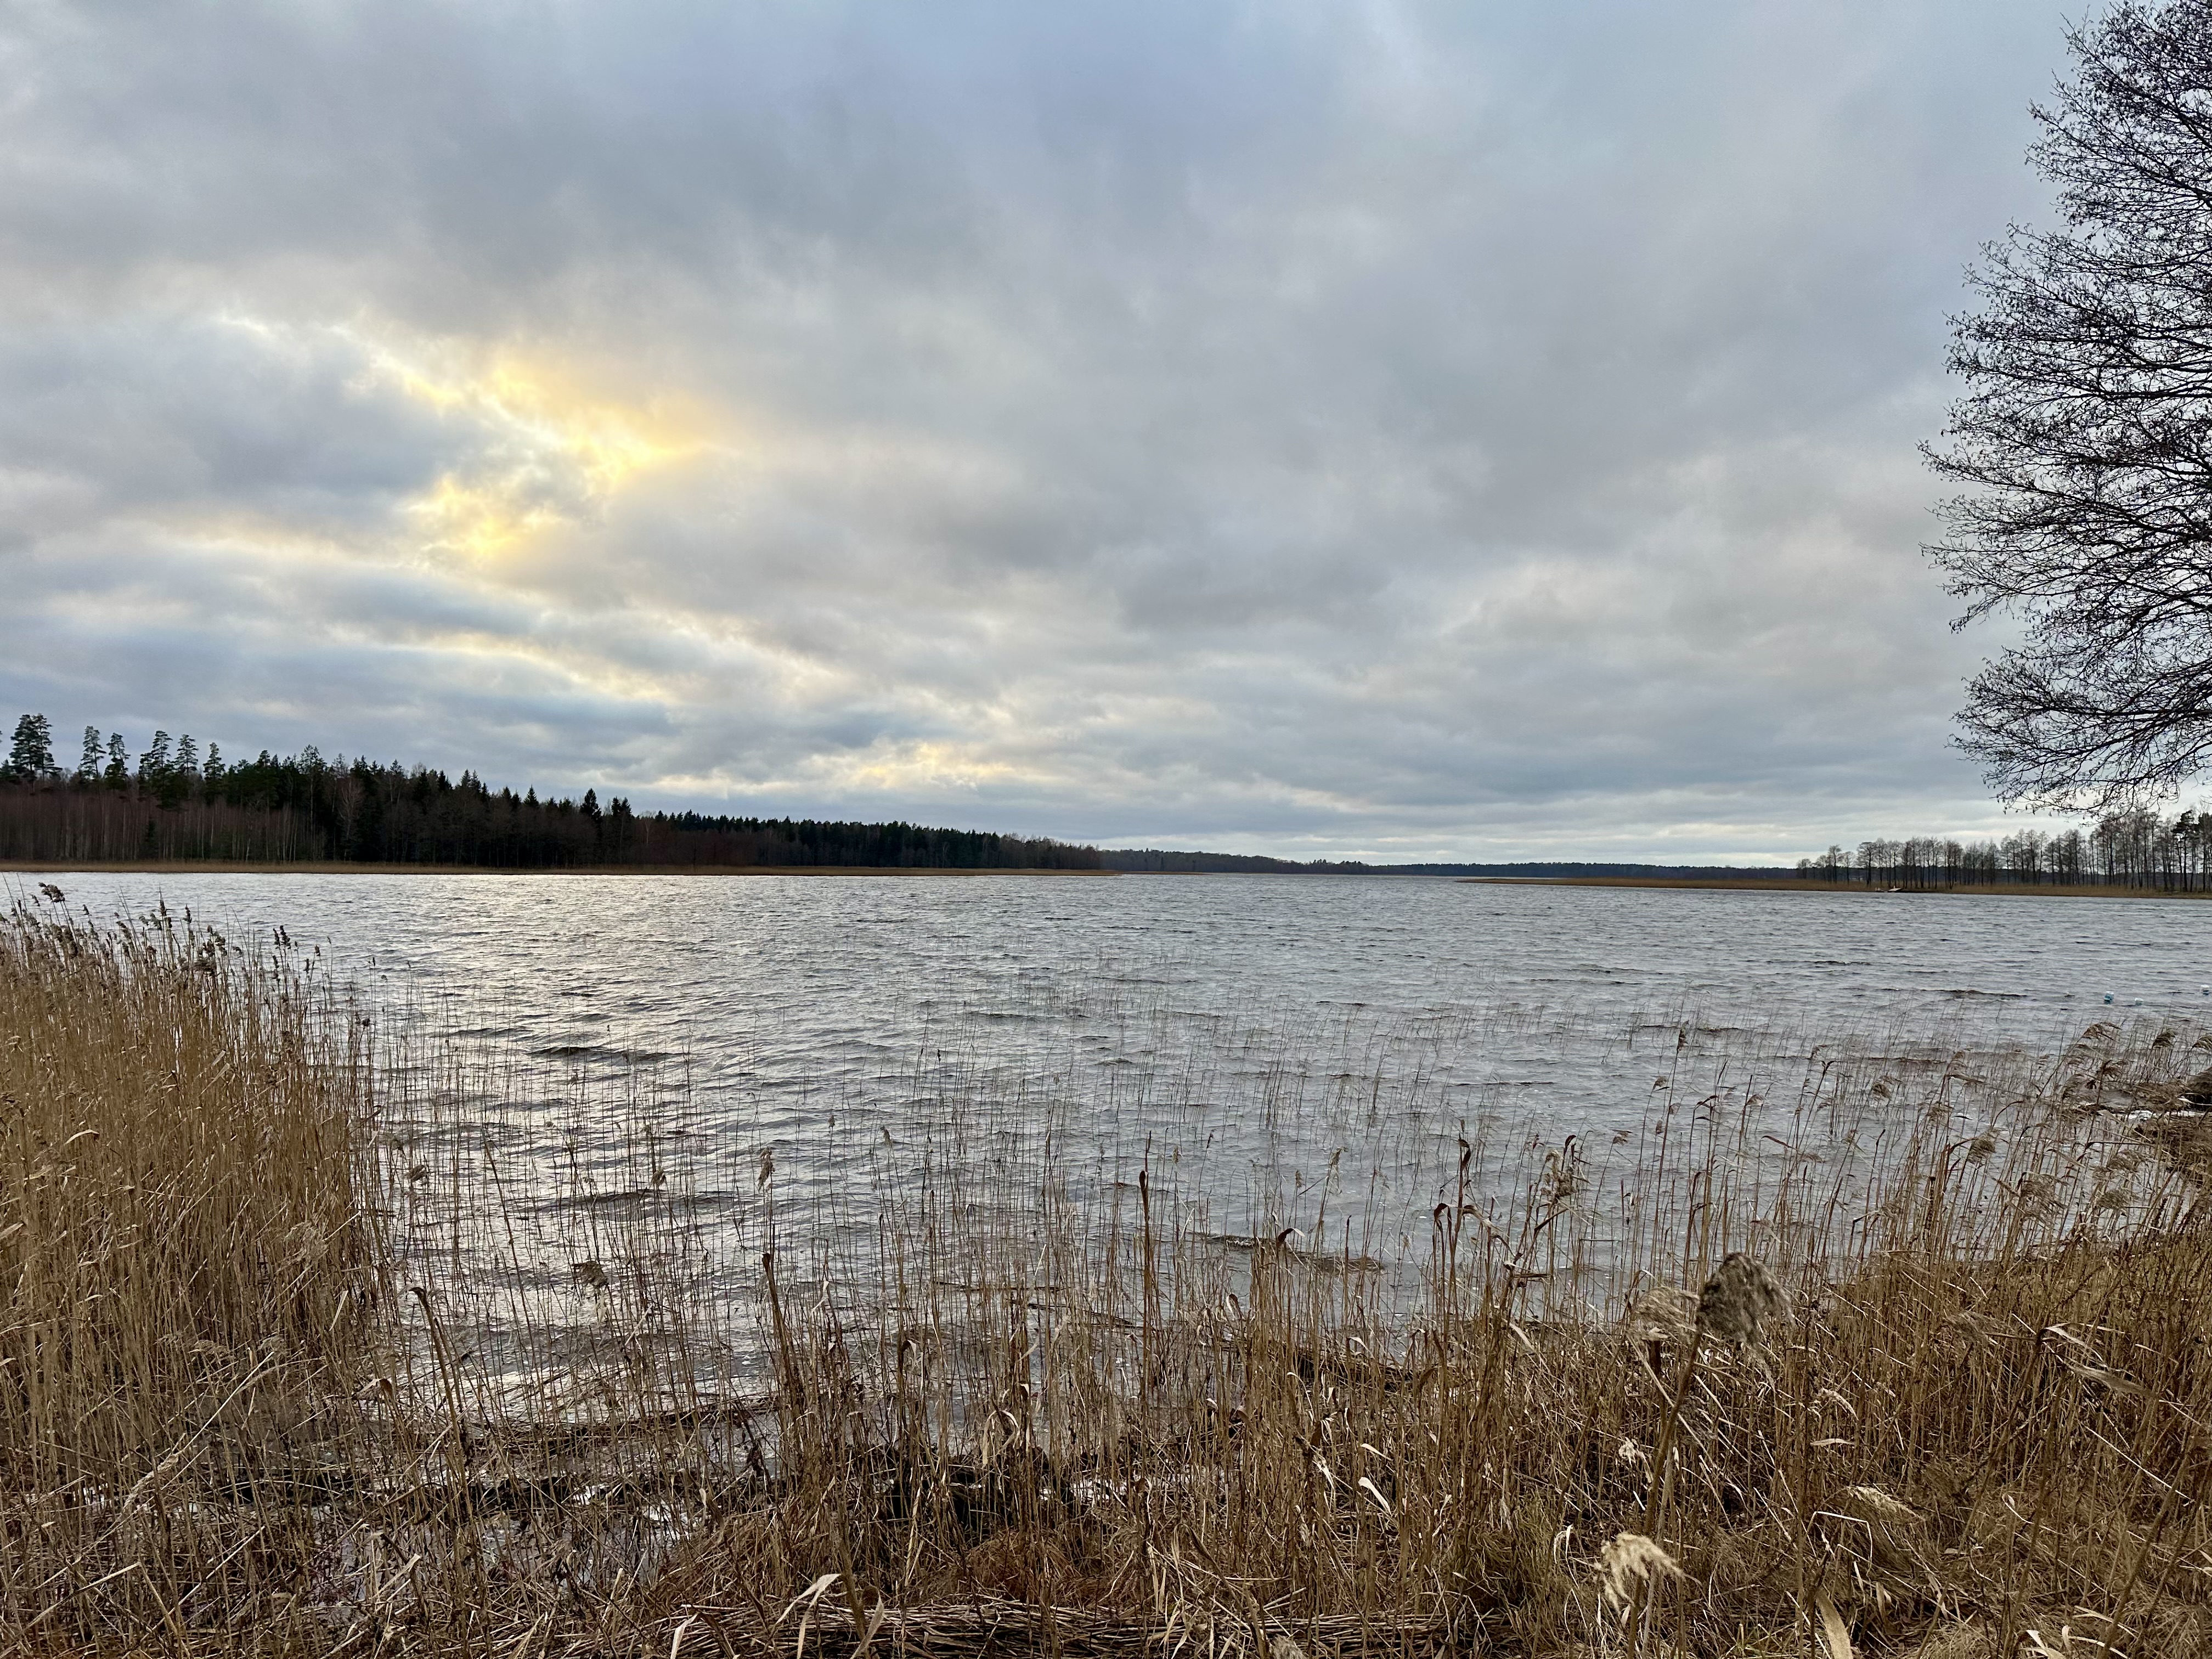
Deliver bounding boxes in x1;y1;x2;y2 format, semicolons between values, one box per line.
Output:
0;860;1121;878
1462;873;2212;898
8;862;2205;897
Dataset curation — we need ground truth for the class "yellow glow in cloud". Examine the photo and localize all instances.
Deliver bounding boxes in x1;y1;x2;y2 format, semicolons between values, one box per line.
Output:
834;741;1024;793
414;474;567;561
484;360;697;493
357;329;715;563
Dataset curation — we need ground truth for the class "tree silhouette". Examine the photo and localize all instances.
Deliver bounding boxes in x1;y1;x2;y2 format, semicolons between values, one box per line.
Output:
4;715;56;781
1930;1;2212;806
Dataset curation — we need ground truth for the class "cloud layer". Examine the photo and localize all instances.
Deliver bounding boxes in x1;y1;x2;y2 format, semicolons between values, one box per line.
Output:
0;1;2080;858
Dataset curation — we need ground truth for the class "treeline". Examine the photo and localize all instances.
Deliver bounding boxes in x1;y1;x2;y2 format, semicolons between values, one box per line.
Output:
0;714;1098;871
1100;849;1373;873
1099;850;1799;877
1798;808;2212;890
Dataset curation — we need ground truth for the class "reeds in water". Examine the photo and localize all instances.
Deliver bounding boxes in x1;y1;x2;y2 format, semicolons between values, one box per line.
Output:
5;902;2212;1656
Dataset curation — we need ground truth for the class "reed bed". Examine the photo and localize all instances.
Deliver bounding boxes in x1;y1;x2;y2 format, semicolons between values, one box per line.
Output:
0;898;379;1646
5;900;2212;1656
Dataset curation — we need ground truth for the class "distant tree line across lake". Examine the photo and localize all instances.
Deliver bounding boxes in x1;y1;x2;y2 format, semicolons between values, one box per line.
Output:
14;712;2212;887
1093;850;1793;877
0;714;1098;870
1798;809;2212;891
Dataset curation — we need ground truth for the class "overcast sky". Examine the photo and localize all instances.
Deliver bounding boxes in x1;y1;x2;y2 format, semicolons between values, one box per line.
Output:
0;1;2094;861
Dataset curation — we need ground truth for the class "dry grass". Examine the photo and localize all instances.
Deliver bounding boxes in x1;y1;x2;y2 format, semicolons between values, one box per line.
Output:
5;901;2212;1656
0;899;378;1645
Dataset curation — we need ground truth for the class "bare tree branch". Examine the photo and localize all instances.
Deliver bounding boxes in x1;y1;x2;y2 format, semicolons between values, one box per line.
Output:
1931;1;2212;806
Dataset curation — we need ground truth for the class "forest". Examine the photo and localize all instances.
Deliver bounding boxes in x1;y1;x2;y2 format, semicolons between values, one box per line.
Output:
1799;810;2212;890
15;713;2212;887
0;715;1099;870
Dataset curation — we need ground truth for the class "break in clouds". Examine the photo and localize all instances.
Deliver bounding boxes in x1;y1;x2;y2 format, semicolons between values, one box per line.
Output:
0;2;2076;860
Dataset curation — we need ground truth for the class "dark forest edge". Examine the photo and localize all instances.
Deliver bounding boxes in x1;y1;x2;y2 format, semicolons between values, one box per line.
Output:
1799;814;2212;891
11;714;2212;887
0;715;1097;871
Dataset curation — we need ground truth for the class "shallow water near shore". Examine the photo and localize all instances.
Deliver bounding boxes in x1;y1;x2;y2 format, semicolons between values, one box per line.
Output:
15;871;2212;1371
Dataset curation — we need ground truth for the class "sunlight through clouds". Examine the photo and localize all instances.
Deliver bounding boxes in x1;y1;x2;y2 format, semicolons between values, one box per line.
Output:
349;333;713;567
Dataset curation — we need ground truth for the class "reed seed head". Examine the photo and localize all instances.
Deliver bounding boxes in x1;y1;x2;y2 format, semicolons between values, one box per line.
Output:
1696;1251;1782;1348
1598;1531;1683;1615
1843;1484;1920;1526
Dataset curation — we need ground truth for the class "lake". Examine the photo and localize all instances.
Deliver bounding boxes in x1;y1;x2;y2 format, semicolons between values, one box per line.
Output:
15;870;2211;1350
19;867;2208;1151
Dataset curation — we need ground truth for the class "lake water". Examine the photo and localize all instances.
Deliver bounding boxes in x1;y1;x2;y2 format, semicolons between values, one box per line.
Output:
19;867;2210;1153
15;870;2212;1348
21;867;2210;1041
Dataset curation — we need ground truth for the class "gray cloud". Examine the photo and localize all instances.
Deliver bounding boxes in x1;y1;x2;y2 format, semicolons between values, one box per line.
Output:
0;1;2089;858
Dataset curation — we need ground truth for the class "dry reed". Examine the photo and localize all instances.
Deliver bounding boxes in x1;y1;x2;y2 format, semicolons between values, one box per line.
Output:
0;898;377;1647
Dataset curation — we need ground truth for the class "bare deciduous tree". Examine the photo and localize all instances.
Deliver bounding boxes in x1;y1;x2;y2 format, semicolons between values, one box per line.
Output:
1929;1;2212;808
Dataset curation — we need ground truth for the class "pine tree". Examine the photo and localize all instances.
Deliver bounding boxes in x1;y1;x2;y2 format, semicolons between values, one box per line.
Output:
104;733;128;787
5;714;57;780
76;726;101;782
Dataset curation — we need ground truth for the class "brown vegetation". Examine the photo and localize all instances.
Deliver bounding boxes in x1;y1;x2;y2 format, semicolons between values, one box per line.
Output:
5;903;2212;1655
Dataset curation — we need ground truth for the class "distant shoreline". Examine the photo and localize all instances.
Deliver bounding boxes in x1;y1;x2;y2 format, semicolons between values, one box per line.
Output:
0;861;1122;878
9;863;2205;898
1461;874;2212;899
